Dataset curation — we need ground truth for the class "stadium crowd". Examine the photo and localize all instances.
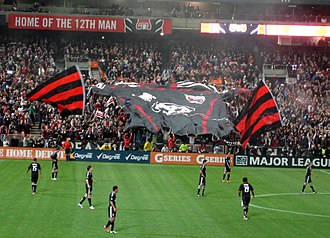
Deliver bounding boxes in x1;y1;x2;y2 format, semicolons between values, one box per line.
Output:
0;34;329;157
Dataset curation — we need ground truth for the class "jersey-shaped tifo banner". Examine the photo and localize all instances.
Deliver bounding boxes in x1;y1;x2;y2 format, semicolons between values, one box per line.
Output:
90;82;233;137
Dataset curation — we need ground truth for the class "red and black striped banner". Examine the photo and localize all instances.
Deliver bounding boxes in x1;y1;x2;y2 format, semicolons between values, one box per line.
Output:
234;80;281;149
27;66;85;116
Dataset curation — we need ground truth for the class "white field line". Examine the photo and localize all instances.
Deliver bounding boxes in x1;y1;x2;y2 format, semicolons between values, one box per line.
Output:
251;192;330;218
250;204;330;218
320;170;330;175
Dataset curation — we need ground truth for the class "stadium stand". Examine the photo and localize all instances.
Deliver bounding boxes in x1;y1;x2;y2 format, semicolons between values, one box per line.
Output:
0;1;328;158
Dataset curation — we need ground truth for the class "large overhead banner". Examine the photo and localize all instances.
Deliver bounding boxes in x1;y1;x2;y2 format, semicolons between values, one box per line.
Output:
8;14;172;34
8;14;125;32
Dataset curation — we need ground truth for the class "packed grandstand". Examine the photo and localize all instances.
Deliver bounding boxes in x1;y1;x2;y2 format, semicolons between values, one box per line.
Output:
0;0;329;159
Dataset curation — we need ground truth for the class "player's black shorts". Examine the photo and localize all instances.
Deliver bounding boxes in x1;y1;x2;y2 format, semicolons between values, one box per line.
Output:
65;148;71;155
108;206;116;218
305;175;312;184
31;176;38;183
224;166;231;173
241;196;251;207
52;164;58;170
85;185;93;195
198;176;206;186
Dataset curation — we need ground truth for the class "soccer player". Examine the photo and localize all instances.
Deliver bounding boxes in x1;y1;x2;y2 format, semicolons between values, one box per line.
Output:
238;177;255;220
222;153;231;182
197;159;207;197
51;147;60;180
26;158;42;195
78;165;96;209
104;185;119;234
301;162;317;193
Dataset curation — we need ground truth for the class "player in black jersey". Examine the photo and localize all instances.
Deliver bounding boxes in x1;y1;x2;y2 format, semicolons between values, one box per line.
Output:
197;159;207;197
78;165;96;209
301;162;316;193
104;186;119;234
238;177;255;220
51;147;60;180
222;153;232;182
26;158;42;195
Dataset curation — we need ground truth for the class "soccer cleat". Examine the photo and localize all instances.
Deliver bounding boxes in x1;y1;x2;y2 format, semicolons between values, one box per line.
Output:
89;206;95;210
243;216;248;221
227;180;232;183
53;178;57;180
51;178;55;180
110;231;117;234
313;191;317;194
104;226;110;233
222;180;225;182
197;194;200;197
32;192;36;195
77;203;83;208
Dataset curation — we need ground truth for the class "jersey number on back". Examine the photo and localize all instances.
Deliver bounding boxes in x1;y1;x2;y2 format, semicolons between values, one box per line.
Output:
244;184;249;193
32;164;38;172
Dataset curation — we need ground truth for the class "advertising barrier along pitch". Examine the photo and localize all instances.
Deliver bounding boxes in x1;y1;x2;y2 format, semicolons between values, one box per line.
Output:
150;152;233;166
235;154;330;168
0;147;66;160
73;150;150;163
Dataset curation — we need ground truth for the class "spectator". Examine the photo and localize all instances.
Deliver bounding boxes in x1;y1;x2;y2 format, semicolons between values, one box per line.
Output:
179;142;189;153
10;134;19;147
123;132;132;151
143;138;153;152
161;143;169;152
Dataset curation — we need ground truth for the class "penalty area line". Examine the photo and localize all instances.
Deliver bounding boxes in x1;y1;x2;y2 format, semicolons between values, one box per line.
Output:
250;204;330;218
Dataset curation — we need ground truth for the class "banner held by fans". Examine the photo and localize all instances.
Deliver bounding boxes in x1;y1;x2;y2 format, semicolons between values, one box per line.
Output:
27;66;85;116
91;82;233;137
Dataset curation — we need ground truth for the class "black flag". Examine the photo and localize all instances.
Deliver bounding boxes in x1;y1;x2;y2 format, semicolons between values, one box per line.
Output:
91;82;233;137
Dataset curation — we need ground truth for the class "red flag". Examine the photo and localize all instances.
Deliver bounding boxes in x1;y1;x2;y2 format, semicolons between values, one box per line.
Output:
27;66;85;116
234;80;281;149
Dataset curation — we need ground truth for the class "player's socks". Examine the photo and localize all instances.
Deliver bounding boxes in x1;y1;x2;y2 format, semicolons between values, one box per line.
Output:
79;196;86;204
310;186;315;192
55;172;58;179
227;174;230;181
222;174;226;180
88;198;92;206
244;207;247;216
106;220;111;228
202;188;205;196
52;172;54;179
197;188;200;195
111;222;115;231
301;185;306;192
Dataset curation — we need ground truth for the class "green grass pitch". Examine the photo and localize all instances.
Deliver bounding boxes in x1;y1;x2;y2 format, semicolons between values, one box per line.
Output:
1;160;329;238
